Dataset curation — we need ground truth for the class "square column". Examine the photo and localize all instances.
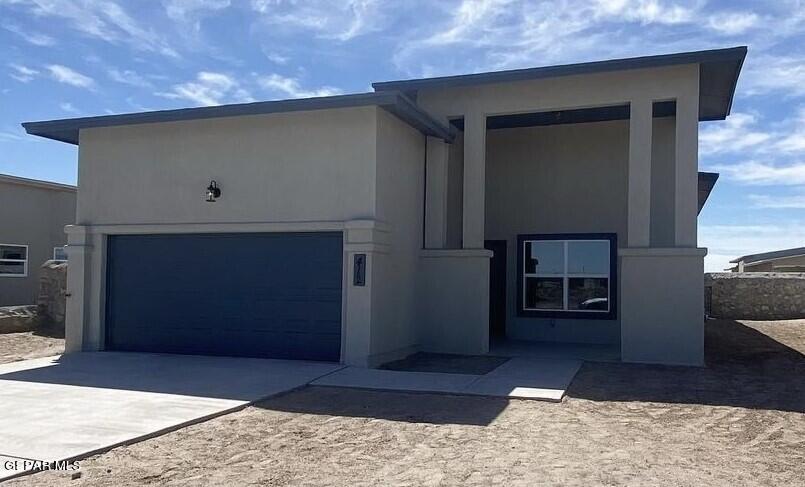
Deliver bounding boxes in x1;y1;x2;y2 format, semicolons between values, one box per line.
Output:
462;112;486;249
64;225;91;353
627;98;653;247
675;91;699;247
425;136;449;248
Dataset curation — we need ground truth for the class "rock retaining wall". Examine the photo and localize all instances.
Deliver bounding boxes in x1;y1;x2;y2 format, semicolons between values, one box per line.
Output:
37;260;68;326
705;272;805;320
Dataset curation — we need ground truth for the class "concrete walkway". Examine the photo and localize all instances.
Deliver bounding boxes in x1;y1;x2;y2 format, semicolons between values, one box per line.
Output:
312;357;582;401
0;352;343;481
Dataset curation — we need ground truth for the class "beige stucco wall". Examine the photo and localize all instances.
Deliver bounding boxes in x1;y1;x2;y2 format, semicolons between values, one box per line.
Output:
77;107;378;225
68;105;434;366
483;118;679;344
0;181;75;306
485;120;628;344
369;108;426;364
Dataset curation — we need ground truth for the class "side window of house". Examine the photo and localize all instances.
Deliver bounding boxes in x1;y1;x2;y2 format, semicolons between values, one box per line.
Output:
0;244;28;277
53;246;68;261
519;234;616;319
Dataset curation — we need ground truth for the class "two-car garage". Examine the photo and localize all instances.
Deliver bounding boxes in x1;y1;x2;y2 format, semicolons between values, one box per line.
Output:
104;232;343;362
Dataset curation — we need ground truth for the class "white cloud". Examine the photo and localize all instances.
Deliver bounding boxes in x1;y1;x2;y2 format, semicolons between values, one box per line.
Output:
252;0;383;41
706;11;758;35
14;0;179;58
711;161;805;186
8;63;39;82
594;0;695;25
748;193;805;209
2;22;56;46
163;0;230;22
46;64;95;89
257;74;342;99
701;223;805;272
699;113;773;156
157;71;253;106
108;68;152;88
740;55;805;97
59;102;80;114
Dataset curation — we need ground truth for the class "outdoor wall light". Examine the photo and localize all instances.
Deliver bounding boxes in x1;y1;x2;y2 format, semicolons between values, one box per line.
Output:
205;180;221;202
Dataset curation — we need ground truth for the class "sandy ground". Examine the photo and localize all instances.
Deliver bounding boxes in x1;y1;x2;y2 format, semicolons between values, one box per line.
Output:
0;328;64;365
8;319;805;486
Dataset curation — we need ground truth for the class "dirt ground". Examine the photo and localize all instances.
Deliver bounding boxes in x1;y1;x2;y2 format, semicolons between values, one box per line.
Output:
0;327;64;365
9;319;805;486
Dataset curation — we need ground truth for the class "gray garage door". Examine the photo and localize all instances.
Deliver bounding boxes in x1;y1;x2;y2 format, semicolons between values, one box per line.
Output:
105;232;342;361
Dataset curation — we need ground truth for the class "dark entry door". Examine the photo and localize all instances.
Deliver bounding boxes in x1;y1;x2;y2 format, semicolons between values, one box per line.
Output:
485;240;507;340
105;232;343;361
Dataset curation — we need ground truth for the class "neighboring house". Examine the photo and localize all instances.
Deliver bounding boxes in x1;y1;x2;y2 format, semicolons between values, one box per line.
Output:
23;46;746;367
728;247;805;272
0;174;76;306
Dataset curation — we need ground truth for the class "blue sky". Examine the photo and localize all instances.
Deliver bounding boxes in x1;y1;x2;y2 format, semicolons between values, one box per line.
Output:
1;0;804;272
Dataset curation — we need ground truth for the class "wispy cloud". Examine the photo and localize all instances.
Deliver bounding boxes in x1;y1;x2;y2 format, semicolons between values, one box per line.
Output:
748;193;805;209
108;68;152;88
2;22;56;46
8;63;39;82
257;74;341;99
251;0;383;41
699;113;773;156
706;11;759;35
47;64;95;89
711;161;805;186
10;0;179;58
157;71;253;106
59;101;80;114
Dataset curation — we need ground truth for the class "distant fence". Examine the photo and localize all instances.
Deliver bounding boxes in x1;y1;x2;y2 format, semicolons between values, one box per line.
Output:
705;272;805;320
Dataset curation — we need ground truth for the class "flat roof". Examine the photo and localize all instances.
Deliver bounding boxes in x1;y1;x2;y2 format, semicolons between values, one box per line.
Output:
374;46;747;122
730;247;805;265
22;91;454;145
0;173;76;192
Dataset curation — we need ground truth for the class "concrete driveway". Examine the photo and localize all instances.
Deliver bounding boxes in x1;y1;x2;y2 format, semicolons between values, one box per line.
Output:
0;352;343;481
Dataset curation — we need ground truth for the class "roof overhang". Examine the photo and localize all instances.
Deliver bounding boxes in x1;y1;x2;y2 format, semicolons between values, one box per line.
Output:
730;247;805;265
23;91;455;145
697;171;719;215
373;47;747;122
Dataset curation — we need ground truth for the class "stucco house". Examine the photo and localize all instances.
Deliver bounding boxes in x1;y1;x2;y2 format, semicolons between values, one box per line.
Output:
23;46;746;367
728;247;805;272
0;174;76;306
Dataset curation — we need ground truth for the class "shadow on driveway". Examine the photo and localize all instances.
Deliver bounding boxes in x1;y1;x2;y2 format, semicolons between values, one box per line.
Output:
568;320;805;413
257;385;512;426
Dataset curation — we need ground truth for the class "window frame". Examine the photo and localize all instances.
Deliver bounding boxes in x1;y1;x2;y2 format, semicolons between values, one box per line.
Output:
517;233;617;320
0;243;29;278
53;246;68;261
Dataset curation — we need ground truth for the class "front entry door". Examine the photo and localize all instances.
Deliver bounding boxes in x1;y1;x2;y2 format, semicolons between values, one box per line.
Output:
485;240;507;341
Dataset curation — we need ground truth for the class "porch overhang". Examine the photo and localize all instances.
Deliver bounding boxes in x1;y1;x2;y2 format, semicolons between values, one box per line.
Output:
373;46;747;122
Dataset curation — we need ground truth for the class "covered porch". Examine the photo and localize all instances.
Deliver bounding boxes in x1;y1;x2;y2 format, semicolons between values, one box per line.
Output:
414;60;713;366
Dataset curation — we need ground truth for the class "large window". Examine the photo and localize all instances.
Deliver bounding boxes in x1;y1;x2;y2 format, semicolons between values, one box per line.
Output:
0;244;28;277
517;234;616;319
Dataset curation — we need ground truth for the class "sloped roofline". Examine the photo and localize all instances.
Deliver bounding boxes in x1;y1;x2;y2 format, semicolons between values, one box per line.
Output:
730;247;805;265
374;46;747;122
22;91;455;145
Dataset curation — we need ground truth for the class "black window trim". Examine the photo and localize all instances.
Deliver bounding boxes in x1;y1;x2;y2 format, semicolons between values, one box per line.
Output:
516;233;617;320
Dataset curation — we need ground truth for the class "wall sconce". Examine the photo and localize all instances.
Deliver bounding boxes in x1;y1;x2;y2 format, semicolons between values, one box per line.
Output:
205;180;221;202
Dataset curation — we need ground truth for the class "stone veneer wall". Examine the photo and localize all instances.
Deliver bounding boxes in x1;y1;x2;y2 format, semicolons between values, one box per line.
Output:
37;260;68;325
705;272;805;320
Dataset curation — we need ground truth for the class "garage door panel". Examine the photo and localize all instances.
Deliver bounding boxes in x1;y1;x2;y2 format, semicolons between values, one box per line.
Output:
106;232;342;361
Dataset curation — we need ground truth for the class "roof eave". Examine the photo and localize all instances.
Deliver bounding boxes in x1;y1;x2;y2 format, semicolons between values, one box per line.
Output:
23;91;454;145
